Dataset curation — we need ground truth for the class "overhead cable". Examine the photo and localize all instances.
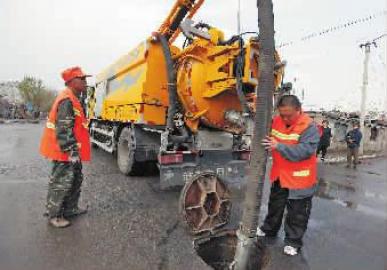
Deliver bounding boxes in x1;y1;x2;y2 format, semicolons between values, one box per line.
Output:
277;11;386;48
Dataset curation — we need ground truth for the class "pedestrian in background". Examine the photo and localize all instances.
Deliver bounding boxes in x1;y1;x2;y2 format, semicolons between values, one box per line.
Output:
370;123;378;141
257;95;320;256
316;120;332;161
40;67;91;228
311;115;323;137
345;121;362;169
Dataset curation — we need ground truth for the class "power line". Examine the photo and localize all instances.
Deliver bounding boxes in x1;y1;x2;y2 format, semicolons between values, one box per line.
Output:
357;33;387;48
372;33;387;43
277;11;386;48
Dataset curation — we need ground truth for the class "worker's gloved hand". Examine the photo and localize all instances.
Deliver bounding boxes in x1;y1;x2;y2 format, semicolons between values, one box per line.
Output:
68;150;80;164
261;136;279;151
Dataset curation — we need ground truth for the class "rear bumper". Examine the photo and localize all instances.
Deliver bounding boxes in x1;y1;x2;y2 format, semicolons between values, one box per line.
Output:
159;150;248;190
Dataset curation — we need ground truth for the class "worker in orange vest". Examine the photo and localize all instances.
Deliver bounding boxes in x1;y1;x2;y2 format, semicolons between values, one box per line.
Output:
40;66;91;228
257;95;320;256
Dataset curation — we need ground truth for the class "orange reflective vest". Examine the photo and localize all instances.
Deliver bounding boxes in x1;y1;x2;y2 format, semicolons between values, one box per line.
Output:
270;113;317;189
40;88;91;162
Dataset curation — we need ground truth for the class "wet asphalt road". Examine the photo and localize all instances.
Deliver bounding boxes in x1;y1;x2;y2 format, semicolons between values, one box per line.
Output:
0;123;386;270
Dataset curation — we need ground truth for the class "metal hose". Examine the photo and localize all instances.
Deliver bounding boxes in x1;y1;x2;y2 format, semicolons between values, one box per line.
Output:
158;34;178;131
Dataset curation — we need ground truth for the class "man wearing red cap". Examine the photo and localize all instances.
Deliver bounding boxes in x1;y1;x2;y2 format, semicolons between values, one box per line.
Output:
40;66;91;228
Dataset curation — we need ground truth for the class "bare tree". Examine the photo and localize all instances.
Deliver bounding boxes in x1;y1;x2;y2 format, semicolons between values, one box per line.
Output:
18;76;56;113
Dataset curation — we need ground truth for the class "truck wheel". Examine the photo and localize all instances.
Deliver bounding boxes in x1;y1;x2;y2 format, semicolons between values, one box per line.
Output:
91;141;98;149
117;127;142;176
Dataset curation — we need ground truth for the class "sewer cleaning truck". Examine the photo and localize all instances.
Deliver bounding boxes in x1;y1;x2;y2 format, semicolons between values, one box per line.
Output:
87;0;284;233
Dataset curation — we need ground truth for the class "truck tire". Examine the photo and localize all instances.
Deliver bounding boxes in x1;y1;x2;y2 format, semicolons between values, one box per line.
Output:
91;141;98;149
117;127;143;176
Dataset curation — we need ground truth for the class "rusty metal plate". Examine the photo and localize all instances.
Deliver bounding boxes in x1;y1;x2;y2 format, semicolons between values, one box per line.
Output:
179;172;232;235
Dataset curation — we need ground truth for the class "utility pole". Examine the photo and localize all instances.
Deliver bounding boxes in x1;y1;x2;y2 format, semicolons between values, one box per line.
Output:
359;41;375;155
384;40;387;115
384;80;387;114
358;33;386;154
237;0;241;35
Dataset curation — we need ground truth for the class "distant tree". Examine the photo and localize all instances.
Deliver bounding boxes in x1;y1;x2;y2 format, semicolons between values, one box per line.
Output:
39;89;57;112
17;76;57;113
18;76;45;108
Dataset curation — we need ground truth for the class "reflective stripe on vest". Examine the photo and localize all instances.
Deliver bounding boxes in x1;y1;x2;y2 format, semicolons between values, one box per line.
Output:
46;121;86;131
271;129;300;141
293;170;310;177
46;122;56;129
74;108;81;116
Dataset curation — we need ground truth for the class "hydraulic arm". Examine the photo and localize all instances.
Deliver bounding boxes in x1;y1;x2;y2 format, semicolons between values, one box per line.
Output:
158;0;205;43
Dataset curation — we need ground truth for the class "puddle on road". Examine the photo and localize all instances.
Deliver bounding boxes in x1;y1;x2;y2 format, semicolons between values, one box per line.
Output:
0;164;15;175
355;204;387;219
316;179;387;219
365;171;382;176
316;179;355;200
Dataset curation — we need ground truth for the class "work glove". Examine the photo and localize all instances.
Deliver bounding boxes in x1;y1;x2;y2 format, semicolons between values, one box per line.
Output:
68;150;81;164
261;136;279;151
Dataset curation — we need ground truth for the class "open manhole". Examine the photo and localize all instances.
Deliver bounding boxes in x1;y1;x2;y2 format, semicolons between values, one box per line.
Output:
194;230;267;270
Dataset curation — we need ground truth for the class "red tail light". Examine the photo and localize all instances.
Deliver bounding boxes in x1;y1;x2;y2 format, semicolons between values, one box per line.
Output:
158;154;183;165
240;151;251;160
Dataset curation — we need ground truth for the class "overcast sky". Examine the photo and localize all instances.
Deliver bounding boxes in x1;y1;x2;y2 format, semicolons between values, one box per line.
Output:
0;0;385;111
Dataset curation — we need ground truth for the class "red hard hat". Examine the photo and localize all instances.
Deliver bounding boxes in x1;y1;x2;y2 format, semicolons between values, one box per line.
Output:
61;66;91;83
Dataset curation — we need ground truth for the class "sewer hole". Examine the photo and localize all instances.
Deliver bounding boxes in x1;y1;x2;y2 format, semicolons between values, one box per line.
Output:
194;231;266;270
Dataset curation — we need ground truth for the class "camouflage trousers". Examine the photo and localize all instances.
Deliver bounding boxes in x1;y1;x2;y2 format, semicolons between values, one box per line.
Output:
46;161;83;218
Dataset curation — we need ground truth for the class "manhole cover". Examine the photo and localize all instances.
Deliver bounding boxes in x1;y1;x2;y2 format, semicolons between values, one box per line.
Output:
180;172;231;234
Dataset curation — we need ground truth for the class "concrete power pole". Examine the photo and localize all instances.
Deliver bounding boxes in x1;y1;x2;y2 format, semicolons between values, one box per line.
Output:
384;39;387;114
359;42;375;155
237;0;241;35
232;0;275;268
